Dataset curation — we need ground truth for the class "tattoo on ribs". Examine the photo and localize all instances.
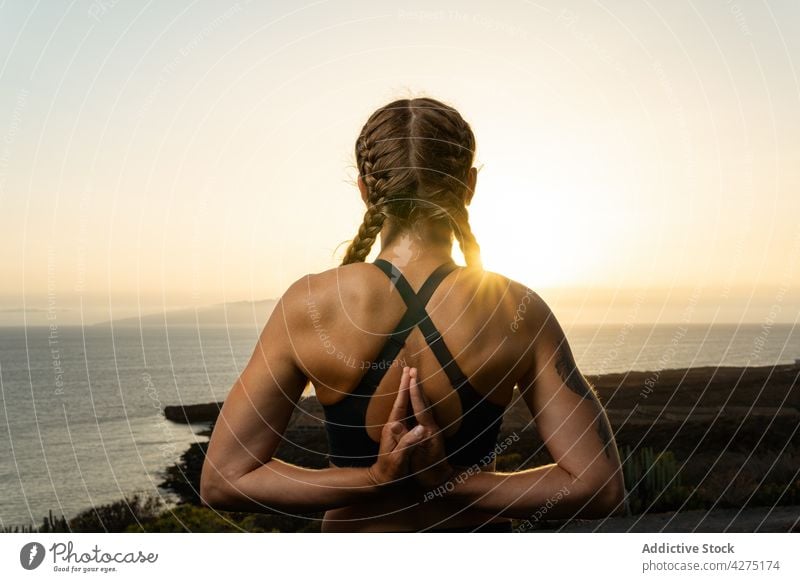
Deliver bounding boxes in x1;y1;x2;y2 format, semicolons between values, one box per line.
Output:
554;342;614;458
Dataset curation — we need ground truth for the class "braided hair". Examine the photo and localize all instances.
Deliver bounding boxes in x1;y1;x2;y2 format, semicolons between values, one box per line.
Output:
340;97;483;269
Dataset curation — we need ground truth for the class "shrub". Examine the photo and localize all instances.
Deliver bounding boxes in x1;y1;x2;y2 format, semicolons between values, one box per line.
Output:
124;503;322;532
1;510;69;533
125;504;243;532
67;492;167;532
621;445;692;514
693;448;800;509
2;493;167;533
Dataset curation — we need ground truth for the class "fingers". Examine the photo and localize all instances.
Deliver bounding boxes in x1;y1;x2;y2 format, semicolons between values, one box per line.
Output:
378;367;412;457
373;367;434;482
407;367;438;428
375;423;425;483
387;366;412;425
393;424;426;458
378;366;442;471
378;420;405;455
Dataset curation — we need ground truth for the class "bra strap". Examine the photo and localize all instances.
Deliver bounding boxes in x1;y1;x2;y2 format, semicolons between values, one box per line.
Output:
349;258;459;398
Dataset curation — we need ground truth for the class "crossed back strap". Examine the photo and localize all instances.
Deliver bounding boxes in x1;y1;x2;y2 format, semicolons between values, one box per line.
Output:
351;257;470;398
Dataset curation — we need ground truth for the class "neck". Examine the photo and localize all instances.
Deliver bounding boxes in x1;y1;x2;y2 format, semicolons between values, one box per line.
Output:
375;220;454;267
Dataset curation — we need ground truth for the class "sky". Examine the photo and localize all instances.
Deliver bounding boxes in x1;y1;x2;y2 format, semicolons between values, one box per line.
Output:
1;0;799;327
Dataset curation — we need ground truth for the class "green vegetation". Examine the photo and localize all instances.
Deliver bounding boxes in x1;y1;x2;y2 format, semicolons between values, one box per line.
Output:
621;445;696;514
620;444;800;514
1;493;321;533
4;439;798;532
2;493;165;533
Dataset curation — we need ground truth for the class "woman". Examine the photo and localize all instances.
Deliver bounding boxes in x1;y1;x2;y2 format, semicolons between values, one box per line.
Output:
199;96;625;532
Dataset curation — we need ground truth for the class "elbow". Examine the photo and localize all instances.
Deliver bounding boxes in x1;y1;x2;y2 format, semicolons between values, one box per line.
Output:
198;478;223;510
588;473;626;518
577;470;626;519
198;474;224;509
199;462;237;511
595;475;626;517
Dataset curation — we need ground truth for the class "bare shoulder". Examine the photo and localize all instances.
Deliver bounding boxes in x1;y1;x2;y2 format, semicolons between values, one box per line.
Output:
278;262;555;330
447;267;561;358
474;268;553;329
266;270;317;330
275;262;380;326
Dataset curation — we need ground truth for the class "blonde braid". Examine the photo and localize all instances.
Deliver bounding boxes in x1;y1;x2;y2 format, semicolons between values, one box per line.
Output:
340;194;388;265
341;128;393;265
450;204;482;269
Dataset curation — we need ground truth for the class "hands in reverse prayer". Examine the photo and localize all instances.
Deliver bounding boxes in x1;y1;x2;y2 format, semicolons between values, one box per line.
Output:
366;366;456;491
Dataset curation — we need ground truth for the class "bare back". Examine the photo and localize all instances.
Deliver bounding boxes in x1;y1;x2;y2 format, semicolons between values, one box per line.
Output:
290;257;537;530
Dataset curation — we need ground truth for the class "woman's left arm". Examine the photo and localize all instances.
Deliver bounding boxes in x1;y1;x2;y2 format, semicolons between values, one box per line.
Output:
199;277;387;514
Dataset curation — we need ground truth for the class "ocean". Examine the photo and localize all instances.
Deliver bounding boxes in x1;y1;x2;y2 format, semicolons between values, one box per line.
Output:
0;322;798;528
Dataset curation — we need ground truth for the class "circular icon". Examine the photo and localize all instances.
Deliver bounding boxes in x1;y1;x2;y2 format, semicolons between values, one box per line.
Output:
20;542;46;570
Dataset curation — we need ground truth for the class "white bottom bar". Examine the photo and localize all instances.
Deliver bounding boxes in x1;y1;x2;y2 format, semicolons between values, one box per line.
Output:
1;533;796;581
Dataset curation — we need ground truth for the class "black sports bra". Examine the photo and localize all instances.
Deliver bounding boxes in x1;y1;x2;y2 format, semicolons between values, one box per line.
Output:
321;257;507;468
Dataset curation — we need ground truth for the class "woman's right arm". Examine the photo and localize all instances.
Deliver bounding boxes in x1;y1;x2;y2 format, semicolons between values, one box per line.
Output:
441;291;626;520
199;278;425;515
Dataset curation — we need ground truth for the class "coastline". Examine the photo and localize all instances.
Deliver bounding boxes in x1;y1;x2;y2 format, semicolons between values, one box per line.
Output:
5;363;799;532
151;361;800;532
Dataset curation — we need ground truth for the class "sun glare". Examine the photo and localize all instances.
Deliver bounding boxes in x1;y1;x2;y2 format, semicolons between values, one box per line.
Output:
471;174;613;290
